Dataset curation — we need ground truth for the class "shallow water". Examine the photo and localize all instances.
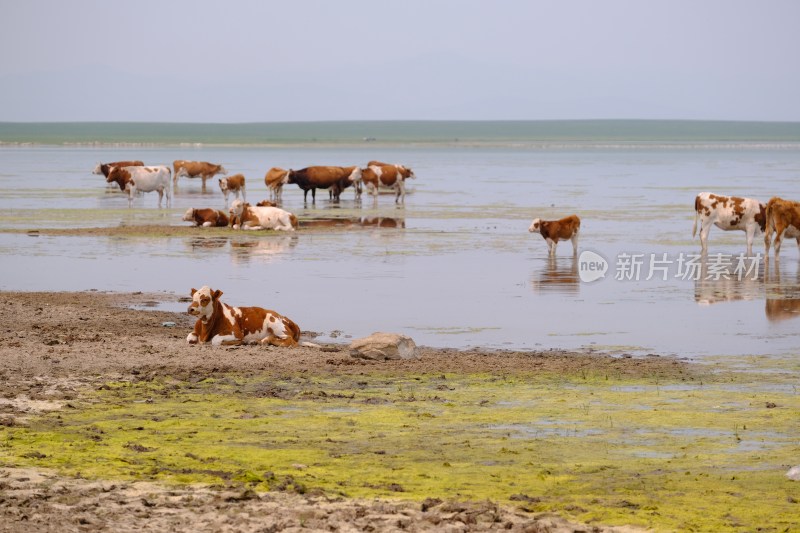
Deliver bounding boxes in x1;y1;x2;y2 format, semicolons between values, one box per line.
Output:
2;144;800;357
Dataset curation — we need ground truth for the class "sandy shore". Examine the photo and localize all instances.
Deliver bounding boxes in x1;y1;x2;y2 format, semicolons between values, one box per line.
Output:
0;290;686;532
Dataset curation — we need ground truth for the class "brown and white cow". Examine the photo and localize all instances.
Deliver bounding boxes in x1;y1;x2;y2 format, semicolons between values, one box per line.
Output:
692;192;766;255
264;167;290;203
764;196;800;259
173;160;227;190
219;173;246;206
93;160;144;178
528;215;581;256
361;161;416;204
285;166;362;203
106;165;172;208
186;286;300;347
229;199;298;231
182;207;230;227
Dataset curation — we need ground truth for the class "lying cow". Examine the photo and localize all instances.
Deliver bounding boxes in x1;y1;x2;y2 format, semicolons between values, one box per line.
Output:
764;196;800;259
219;174;246;206
361;161;416;204
264;167;290;203
186;286;300;347
229;199;297;231
286;166;362;203
528;215;581;256
692;192;765;255
173;160;227;190
93;160;144;178
106;165;172;208
182;208;230;227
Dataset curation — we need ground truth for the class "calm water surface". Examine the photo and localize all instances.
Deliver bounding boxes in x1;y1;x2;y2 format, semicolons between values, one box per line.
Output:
2;144;799;357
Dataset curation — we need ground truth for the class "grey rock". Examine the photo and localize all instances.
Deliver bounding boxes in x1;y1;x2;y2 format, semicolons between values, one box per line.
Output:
349;332;418;360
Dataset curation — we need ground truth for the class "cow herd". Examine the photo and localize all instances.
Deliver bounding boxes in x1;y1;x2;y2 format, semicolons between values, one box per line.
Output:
527;192;800;260
93;159;418;232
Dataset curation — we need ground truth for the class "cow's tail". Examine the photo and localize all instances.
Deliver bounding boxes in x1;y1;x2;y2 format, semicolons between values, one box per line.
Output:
692;194;700;238
289;213;299;229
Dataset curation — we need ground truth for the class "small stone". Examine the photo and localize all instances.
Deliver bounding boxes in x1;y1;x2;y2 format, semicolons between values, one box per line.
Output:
349;332;418;360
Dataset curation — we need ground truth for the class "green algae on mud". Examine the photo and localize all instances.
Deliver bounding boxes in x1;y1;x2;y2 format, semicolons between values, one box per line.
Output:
2;368;798;532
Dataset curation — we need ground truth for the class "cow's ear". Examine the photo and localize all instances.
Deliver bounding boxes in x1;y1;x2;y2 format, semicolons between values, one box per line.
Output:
213;289;223;300
190;288;197;296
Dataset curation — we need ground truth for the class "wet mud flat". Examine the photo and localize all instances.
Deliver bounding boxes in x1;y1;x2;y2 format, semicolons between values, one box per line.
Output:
1;291;798;532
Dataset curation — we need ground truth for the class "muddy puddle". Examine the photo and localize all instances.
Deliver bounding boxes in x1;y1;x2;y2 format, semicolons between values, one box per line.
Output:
2;144;800;356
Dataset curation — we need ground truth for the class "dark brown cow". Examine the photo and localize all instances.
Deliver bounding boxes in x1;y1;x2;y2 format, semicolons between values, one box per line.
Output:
286;166;362;203
528;215;581;256
182;208;230;227
173;160;227;190
93;160;144;178
186;286;300;347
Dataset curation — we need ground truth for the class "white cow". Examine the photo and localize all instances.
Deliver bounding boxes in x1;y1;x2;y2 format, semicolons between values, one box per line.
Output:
107;165;172;208
229;200;298;231
692;192;764;255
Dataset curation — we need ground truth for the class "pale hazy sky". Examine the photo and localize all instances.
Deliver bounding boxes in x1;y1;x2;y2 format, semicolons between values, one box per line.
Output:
1;0;798;122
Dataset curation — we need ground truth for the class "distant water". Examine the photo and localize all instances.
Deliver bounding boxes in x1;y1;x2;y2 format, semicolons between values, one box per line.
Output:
2;120;800;146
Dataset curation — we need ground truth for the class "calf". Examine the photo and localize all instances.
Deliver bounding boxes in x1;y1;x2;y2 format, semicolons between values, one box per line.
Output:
173;160;227;190
286;166;362;203
528;215;581;256
692;192;765;255
362;161;416;204
186;286;300;347
93;160;144;178
764;196;800;259
106;165;172;208
229;199;297;231
264;167;290;203
182;208;229;227
219;173;246;206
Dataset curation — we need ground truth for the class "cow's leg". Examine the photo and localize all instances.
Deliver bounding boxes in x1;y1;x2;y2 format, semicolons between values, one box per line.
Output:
201;175;208;192
397;181;406;204
241;187;246;203
698;218;713;252
303;188;310;203
774;224;786;258
745;223;756;255
311;188;317;203
546;238;556;256
166;184;172;207
571;233;579;256
211;334;241;346
157;189;164;208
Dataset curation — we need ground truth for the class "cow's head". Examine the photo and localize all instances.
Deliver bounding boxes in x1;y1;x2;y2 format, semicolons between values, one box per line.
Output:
92;163;103;175
348;166;363;184
182;208;195;222
229;200;247;218
218;178;228;191
398;165;416;180
106;167;129;191
528;218;542;234
218;165;228;175
188;286;222;319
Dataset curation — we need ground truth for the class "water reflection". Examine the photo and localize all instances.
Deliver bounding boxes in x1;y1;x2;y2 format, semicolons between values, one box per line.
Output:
300;216;405;230
764;261;800;322
694;253;764;305
230;235;299;264
530;256;579;295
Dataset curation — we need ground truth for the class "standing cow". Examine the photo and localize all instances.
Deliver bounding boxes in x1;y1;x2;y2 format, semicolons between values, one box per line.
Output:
219;174;246;207
106;165;172;208
528;215;581;256
764;196;800;259
692;192;765;255
361;161;416;204
286;166;362;203
264;167;290;203
173;160;227;191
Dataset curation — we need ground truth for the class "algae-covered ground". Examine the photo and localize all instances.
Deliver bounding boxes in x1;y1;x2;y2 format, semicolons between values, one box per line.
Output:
0;291;798;532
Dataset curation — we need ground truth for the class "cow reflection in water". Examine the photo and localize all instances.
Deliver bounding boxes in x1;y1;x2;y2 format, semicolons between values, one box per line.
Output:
530;256;579;295
298;217;405;230
187;237;228;252
764;261;800;322
694;254;764;306
229;235;299;264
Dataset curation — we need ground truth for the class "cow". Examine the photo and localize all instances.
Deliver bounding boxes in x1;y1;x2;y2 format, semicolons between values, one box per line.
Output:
285;166;362;203
186;286;300;347
229;199;298;231
106;165;172;208
528;215;581;256
93;160;144;178
256;200;278;207
692;192;766;255
182;208;230;227
219;174;246;207
361;161;416;204
173;160;227;190
264;167;290;203
764;196;800;259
